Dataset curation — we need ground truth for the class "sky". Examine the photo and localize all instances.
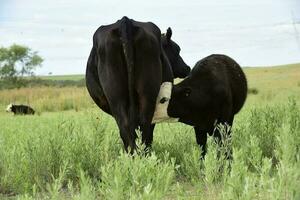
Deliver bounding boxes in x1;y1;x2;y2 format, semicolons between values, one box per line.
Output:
0;0;299;75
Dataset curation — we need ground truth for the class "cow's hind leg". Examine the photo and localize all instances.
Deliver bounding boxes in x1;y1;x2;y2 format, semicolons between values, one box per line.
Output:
139;95;157;152
141;124;155;153
140;114;156;151
113;103;137;154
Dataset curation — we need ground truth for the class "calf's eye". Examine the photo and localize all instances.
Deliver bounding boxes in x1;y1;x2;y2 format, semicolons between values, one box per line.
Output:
183;88;192;97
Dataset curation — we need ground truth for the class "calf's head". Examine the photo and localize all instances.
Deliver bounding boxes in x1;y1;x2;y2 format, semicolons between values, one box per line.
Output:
162;28;190;78
167;84;192;119
167;79;204;125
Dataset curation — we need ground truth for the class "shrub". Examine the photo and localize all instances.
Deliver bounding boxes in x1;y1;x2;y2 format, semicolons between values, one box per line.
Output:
248;87;259;95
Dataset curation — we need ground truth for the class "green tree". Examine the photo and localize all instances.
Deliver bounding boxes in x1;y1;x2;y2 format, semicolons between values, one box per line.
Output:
0;44;43;80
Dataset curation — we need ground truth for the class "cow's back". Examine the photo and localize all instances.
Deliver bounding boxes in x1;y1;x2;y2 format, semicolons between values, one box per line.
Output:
190;54;247;115
218;55;247;114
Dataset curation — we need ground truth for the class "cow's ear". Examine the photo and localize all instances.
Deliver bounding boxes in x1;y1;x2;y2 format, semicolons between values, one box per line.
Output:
183;87;192;97
166;27;172;41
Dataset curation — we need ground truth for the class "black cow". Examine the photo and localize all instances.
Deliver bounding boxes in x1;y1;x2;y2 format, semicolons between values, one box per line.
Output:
86;16;190;152
167;54;248;158
6;104;35;115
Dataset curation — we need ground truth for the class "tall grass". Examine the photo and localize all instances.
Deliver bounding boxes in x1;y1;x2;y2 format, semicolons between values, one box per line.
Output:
0;99;299;199
0;87;92;113
0;64;299;199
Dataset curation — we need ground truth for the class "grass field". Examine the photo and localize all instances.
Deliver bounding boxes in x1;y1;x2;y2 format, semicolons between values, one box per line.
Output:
39;74;84;81
0;63;299;199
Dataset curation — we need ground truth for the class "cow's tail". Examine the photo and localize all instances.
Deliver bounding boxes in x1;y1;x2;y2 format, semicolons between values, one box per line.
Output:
120;16;137;140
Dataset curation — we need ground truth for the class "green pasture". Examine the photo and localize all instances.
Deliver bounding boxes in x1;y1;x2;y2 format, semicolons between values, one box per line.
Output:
0;63;299;199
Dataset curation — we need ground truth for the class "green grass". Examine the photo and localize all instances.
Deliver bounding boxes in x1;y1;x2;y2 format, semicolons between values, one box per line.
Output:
0;100;299;199
0;63;300;199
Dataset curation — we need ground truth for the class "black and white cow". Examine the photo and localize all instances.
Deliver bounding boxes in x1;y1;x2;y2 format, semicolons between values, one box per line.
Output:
6;104;35;115
86;16;190;152
154;54;248;158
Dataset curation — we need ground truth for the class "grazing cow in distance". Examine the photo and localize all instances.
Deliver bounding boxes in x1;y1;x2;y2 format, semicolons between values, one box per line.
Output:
165;54;248;158
86;16;190;152
6;104;35;115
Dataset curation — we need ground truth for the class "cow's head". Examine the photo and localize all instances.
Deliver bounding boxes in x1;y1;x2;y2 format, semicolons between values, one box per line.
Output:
162;28;191;78
6;103;13;112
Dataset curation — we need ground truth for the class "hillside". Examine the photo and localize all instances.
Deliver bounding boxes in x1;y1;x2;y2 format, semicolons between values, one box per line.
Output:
243;63;300;105
244;63;300;92
40;74;85;81
40;63;300;89
1;62;298;113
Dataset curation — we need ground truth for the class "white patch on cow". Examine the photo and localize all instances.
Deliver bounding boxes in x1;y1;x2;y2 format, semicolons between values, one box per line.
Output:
6;103;13;112
152;82;179;124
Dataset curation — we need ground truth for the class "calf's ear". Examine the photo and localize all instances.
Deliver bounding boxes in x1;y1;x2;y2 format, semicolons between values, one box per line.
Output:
166;27;172;41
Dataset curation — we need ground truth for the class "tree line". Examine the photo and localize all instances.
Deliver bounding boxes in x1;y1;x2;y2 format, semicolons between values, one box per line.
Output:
0;44;84;89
